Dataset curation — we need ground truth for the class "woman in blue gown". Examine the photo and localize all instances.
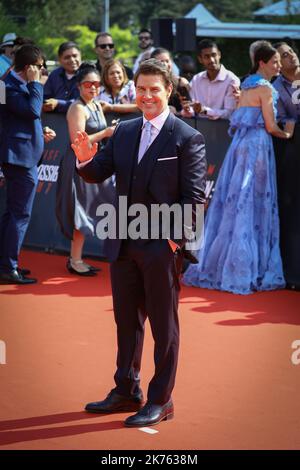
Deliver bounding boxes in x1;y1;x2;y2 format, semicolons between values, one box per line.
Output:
183;44;294;294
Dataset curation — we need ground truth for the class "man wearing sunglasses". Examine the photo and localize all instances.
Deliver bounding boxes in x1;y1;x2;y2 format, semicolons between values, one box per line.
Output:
132;29;154;74
0;44;56;285
94;32;133;80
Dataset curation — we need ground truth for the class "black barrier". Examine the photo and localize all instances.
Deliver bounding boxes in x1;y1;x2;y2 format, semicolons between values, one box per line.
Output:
0;113;299;285
0;113;228;261
193;117;233;200
24;113;69;253
0;113;109;259
105;114;231;202
274;130;300;288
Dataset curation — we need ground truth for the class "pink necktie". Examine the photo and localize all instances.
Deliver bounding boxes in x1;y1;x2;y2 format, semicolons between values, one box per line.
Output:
138;121;152;163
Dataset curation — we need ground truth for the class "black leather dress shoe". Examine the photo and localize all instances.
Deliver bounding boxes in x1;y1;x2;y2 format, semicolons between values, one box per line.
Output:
286;282;300;291
17;267;31;276
124;399;174;427
0;270;37;285
85;389;144;414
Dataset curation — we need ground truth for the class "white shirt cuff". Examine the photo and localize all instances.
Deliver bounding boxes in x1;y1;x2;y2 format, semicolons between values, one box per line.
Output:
76;158;93;169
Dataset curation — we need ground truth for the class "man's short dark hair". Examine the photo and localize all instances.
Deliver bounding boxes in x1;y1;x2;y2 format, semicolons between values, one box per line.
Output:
94;32;113;47
273;41;288;50
273;38;298;55
14;44;43;72
58;41;80;57
12;37;35;58
134;58;173;88
14;36;35;49
197;39;219;56
151;48;171;59
138;28;152;38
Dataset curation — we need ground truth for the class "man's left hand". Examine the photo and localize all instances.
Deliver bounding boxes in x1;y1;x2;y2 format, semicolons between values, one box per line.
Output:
43;99;58;112
231;85;241;105
192;101;202;114
43;126;56;143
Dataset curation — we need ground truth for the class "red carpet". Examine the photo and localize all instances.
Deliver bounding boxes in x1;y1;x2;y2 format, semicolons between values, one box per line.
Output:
0;250;300;449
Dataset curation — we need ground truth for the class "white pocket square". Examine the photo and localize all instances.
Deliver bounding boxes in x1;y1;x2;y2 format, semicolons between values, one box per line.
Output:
157;156;178;161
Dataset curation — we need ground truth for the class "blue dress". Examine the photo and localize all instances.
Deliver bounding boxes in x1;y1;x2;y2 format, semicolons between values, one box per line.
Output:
183;74;285;294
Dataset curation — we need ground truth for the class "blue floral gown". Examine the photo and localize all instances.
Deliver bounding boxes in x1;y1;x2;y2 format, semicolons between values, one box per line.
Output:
183;74;285;294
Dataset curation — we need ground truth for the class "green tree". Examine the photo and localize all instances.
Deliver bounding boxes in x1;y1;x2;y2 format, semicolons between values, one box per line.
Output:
109;24;138;66
64;25;97;60
1;0;95;36
204;0;263;21
0;3;18;36
27;22;138;64
97;0;139;30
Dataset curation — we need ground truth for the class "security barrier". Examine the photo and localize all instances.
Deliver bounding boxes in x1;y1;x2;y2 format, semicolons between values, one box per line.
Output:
0;113;299;285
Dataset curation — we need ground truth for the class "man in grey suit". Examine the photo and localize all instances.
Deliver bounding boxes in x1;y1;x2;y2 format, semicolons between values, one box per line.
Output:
72;59;206;427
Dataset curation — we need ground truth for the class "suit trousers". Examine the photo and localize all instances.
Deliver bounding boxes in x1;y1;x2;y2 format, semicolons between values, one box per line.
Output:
110;238;183;405
0;163;38;273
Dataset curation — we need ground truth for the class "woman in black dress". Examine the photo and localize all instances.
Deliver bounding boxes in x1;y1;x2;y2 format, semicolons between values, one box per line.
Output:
56;63;116;275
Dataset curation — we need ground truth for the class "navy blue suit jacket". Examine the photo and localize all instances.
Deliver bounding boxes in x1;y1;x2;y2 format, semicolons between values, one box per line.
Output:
78;112;207;262
0;72;44;169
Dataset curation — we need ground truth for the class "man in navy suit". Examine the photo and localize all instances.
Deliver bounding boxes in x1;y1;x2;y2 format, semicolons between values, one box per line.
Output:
0;44;55;284
72;59;206;427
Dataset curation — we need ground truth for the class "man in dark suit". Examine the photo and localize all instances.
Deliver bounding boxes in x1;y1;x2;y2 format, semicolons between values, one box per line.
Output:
0;44;55;284
72;59;206;427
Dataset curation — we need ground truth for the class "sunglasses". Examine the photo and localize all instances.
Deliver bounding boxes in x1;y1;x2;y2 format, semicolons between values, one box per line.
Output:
81;81;101;89
30;64;44;70
97;44;114;49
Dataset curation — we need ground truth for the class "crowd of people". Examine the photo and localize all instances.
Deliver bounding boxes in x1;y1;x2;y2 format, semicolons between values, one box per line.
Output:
0;29;299;290
0;27;299;430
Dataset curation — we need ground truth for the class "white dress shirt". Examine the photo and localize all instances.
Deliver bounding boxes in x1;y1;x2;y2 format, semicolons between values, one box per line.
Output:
76;107;170;169
188;64;240;120
138;107;170;157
